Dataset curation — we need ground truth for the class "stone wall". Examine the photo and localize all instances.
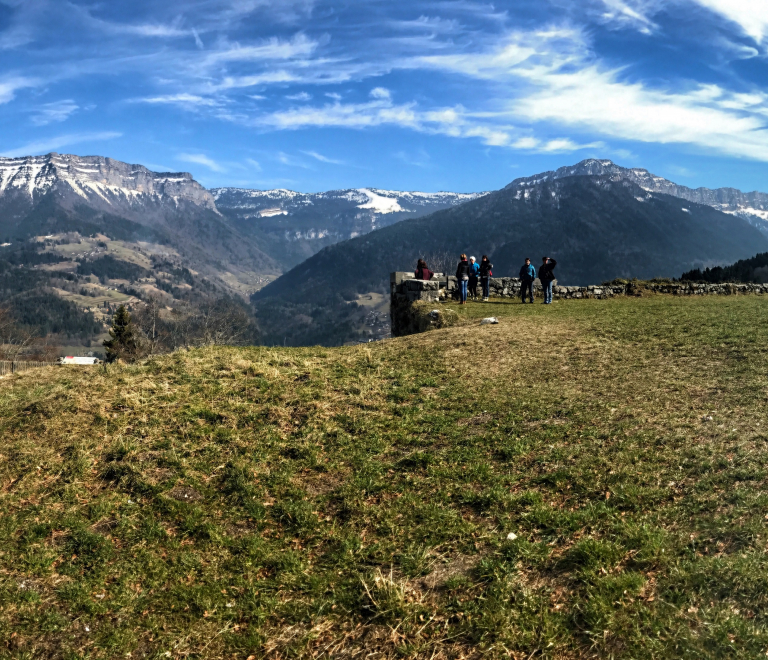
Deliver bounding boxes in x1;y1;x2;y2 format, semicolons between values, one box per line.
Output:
390;271;768;337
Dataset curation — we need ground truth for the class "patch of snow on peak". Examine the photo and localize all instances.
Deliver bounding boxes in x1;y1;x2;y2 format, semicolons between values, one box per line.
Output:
259;208;288;217
355;188;406;214
682;208;690;213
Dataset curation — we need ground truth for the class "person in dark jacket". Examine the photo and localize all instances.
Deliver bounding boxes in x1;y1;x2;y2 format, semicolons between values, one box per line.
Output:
539;256;557;304
468;256;480;300
455;254;470;304
479;255;493;301
519;257;535;303
415;259;433;281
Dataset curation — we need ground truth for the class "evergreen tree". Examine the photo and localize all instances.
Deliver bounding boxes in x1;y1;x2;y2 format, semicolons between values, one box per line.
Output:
103;305;137;363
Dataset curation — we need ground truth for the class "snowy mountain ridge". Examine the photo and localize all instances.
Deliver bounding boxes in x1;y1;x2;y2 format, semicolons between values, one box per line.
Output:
210;187;485;217
509;158;768;234
0;153;217;211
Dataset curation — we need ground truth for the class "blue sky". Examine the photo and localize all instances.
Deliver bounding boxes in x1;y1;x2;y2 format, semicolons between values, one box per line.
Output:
1;0;768;193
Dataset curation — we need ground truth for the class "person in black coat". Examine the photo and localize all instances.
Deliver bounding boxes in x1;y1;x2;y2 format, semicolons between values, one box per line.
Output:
455;254;470;304
479;255;493;301
539;256;557;304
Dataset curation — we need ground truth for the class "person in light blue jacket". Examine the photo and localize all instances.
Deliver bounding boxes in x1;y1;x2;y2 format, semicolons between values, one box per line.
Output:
468;256;480;300
519;257;536;303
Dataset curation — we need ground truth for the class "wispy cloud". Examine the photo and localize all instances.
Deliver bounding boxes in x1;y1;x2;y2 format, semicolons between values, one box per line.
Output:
1;131;122;158
177;153;226;172
286;91;312;101
31;99;79;126
689;0;768;44
136;94;223;109
302;150;344;164
598;0;660;34
394;148;431;168
0;77;37;105
276;151;312;168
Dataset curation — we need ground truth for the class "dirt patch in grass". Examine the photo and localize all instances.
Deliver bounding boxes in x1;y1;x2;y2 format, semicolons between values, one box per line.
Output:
419;554;482;590
167;486;203;502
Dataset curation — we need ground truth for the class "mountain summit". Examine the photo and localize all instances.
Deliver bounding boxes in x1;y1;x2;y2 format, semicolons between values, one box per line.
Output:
509;159;768;234
0;153;216;212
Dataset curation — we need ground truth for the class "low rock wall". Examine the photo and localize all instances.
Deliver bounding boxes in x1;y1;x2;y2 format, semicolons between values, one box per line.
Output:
390;271;768;336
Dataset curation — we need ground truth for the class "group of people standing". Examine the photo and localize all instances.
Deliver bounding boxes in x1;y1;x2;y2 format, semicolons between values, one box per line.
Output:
454;255;494;303
414;254;557;304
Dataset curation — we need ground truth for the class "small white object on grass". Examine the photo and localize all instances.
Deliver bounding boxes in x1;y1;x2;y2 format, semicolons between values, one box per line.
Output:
506;532;518;541
480;317;499;325
702;415;713;422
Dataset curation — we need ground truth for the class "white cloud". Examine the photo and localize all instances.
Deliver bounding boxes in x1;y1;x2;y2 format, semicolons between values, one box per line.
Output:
253;96;593;154
137;94;222;108
302;150;344;164
0;76;37;104
370;87;391;100
246;157;262;171
286;91;312;101
690;0;768;44
203;34;319;65
1;131;122;158
192;28;204;49
276;152;312;168
598;0;660;34
325;92;342;100
31;99;79;126
510;63;768;160
177;153;226;172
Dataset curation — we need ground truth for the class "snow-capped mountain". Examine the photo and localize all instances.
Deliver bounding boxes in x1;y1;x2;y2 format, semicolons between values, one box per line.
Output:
508;159;768;235
211;186;486;268
0;153;278;289
0;153;217;212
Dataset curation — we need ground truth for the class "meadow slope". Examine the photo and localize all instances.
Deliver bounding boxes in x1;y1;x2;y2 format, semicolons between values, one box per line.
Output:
2;296;768;658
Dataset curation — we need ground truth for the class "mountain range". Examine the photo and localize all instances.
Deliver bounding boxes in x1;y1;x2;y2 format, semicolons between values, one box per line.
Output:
253;160;768;346
3;152;768;349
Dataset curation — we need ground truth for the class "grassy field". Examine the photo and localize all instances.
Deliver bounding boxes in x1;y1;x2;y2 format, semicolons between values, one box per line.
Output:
2;295;768;658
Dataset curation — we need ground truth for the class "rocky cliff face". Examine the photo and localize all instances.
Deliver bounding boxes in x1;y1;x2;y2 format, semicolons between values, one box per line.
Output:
508;159;768;233
0;153;217;212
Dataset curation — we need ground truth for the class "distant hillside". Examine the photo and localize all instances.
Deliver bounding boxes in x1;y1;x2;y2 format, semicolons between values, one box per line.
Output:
253;174;768;346
211;187;486;269
681;252;768;284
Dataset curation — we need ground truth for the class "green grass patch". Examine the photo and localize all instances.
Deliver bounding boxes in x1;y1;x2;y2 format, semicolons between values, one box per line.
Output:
2;295;768;658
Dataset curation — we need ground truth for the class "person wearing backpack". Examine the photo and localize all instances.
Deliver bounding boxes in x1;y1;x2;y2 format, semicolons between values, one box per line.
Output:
519;257;536;303
455;254;470;304
415;259;433;281
539;256;557;304
468;256;480;300
479;255;493;301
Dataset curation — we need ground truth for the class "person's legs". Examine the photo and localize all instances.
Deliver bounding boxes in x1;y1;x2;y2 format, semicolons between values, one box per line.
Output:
526;280;534;303
459;279;468;303
482;277;490;299
520;281;527;303
545;281;553;303
469;276;477;299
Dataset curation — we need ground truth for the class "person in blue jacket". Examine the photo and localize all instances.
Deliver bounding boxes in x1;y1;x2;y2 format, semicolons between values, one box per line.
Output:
519;257;536;303
468;256;480;300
